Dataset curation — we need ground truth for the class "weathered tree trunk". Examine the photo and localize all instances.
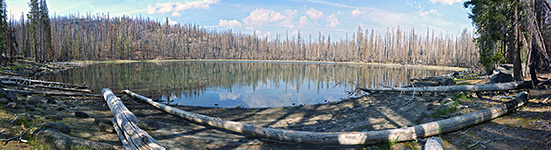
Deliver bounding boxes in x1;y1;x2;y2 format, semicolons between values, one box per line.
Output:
0;76;88;89
360;81;531;93
2;88;100;97
102;88;164;150
123;90;528;145
0;80;92;93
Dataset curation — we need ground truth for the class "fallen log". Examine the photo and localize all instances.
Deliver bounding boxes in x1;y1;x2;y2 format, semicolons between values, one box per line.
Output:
360;81;532;93
123;90;528;145
2;88;101;97
0;76;88;89
102;88;164;150
1;80;92;93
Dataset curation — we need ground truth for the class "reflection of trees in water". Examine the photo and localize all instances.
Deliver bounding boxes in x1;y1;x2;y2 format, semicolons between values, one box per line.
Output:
43;61;449;100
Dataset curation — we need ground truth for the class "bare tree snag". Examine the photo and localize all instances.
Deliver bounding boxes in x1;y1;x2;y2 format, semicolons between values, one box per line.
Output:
123;90;528;145
102;88;164;150
360;81;531;93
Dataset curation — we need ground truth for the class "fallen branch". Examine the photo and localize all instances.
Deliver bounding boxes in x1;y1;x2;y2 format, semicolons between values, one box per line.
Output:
102;88;165;150
2;88;101;97
124;90;528;145
1;124;40;145
360;81;531;93
8;115;18;127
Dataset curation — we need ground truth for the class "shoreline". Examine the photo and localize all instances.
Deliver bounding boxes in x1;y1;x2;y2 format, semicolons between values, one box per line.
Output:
66;58;469;71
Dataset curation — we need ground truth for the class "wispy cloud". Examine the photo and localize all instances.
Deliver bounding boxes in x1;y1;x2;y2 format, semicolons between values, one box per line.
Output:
326;14;340;27
147;0;219;16
306;8;323;19
218;19;242;28
429;0;464;5
418;9;439;17
351;8;362;17
307;0;354;8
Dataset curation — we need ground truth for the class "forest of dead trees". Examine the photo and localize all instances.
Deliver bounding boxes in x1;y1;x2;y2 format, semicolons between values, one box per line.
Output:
6;12;479;68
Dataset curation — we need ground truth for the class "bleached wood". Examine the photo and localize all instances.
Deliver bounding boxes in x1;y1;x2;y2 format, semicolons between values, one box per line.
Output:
2;88;100;97
124;90;528;145
0;76;87;89
360;81;530;93
102;88;165;150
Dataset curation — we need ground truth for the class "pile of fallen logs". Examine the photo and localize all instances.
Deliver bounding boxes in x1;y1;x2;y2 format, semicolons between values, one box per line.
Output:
0;76;98;97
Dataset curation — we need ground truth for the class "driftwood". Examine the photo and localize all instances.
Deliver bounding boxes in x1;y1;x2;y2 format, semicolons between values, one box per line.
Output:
0;76;88;89
1;80;92;93
123;90;528;145
102;88;165;150
2;88;101;97
1;124;39;145
360;81;531;93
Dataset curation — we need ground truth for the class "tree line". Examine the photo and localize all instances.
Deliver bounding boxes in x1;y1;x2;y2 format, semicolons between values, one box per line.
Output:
1;0;479;68
464;0;551;83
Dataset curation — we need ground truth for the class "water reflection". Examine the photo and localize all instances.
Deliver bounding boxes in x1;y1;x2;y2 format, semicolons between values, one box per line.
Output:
43;61;451;108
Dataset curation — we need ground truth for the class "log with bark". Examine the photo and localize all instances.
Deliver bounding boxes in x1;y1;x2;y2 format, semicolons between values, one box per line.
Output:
102;88;165;150
360;81;532;93
123;90;528;145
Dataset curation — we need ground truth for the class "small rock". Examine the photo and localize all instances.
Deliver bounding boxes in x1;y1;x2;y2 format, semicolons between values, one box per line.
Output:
56;107;65;111
25;104;36;111
0;98;8;104
93;118;113;132
136;120;160;131
46;98;57;104
46;115;63;121
26;95;42;104
2;90;19;103
5;102;17;109
41;122;71;134
20;113;36;121
74;111;90;118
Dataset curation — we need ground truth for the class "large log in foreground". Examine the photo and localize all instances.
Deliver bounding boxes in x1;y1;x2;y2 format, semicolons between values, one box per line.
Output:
123;90;528;145
360;81;531;93
102;89;165;150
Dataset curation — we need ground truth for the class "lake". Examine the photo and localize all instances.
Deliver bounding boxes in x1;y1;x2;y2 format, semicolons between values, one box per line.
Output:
43;61;453;108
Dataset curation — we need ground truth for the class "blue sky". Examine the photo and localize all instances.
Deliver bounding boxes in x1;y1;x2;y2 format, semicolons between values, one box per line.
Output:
6;0;473;40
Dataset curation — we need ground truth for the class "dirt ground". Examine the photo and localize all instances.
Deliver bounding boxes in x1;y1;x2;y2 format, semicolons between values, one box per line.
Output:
0;61;550;149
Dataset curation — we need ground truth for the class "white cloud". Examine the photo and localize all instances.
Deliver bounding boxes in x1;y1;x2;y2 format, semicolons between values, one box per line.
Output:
351;8;362;17
218;19;242;28
243;8;296;29
299;16;309;27
147;0;219;15
326;14;340;27
219;93;241;101
167;18;179;26
418;9;439;17
429;0;464;5
306;8;323;19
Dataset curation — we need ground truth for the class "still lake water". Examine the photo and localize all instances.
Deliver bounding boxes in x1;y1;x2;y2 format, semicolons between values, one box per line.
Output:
44;61;453;108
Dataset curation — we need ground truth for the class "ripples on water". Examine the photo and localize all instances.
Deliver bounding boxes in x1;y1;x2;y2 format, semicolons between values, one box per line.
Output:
43;61;452;108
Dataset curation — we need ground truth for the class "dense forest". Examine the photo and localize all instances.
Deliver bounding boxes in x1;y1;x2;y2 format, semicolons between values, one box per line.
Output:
0;0;480;68
464;0;551;80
